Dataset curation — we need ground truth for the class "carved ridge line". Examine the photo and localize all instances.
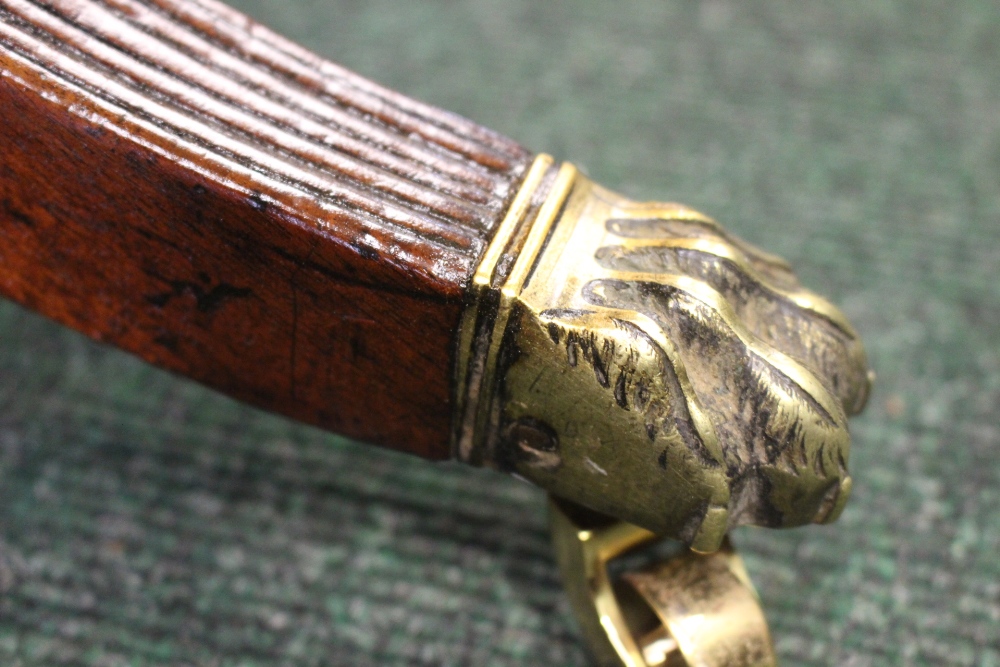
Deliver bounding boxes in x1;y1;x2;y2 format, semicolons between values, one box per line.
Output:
92;0;503;198
0;19;481;252
612;202;716;223
53;0;496;207
172;0;522;165
607;208;794;273
612;237;858;337
598;272;847;429
10;0;491;228
0;44;486;310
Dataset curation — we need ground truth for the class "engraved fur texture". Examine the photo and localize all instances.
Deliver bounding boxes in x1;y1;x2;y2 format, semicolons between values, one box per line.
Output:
606;209;868;518
489;184;872;546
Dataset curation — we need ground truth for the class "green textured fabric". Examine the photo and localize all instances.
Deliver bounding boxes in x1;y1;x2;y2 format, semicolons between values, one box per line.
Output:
1;1;998;665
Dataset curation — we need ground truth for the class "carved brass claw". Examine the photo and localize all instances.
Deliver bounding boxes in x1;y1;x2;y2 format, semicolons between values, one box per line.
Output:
456;154;872;551
457;154;871;664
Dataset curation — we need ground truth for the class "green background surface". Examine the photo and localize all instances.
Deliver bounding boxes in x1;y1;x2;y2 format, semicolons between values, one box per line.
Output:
1;1;998;665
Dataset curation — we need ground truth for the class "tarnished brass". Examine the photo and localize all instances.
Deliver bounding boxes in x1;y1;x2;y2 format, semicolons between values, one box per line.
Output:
457;154;872;551
549;497;776;667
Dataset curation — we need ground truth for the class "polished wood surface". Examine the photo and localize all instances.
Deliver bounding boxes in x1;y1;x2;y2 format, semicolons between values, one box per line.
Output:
0;0;534;458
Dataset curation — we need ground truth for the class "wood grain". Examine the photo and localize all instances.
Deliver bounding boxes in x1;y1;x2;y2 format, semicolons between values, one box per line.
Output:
0;0;534;458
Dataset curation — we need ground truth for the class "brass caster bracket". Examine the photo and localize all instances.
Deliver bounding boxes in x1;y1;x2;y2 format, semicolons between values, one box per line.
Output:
550;497;777;667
